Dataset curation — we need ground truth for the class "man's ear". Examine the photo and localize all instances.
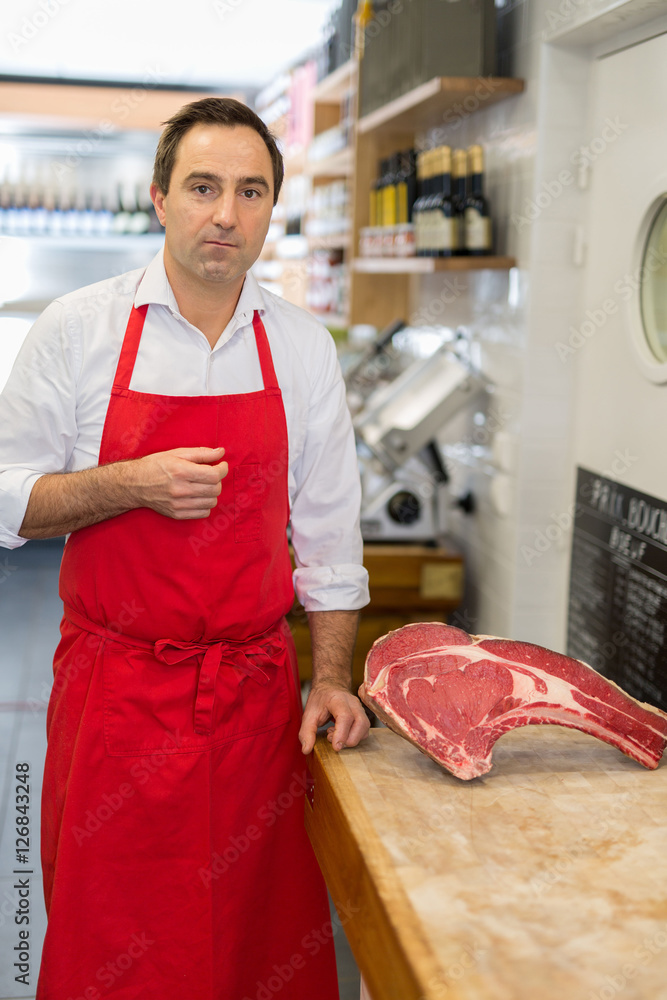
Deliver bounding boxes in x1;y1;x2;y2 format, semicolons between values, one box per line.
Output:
150;183;166;227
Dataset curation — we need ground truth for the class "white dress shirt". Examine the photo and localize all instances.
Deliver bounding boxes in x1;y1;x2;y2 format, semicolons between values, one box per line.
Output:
0;248;369;612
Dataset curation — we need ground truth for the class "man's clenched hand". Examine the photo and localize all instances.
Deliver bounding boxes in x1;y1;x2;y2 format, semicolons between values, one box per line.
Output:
131;446;228;519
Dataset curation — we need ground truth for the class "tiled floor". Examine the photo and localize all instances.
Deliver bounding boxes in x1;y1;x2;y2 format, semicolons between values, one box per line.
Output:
0;539;360;1000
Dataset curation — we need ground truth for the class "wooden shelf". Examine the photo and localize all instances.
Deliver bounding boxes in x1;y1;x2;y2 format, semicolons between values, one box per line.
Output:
357;76;524;136
312;59;357;103
352;255;516;274
0;81;244;131
305;146;354;179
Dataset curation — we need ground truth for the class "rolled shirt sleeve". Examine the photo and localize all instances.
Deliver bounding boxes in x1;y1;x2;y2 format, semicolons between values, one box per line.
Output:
290;334;369;613
0;301;79;548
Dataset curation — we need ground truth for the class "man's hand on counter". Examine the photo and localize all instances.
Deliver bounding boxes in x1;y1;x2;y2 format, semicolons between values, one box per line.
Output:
18;445;228;539
300;609;370;754
299;682;370;754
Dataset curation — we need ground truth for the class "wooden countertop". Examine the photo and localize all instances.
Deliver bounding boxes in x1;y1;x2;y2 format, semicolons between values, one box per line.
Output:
305;727;667;1000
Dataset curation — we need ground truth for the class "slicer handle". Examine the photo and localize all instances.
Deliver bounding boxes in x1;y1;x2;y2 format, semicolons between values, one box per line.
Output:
373;318;406;354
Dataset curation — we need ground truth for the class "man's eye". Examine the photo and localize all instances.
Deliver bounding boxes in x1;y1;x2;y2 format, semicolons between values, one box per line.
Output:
242;189;259;199
195;185;211;195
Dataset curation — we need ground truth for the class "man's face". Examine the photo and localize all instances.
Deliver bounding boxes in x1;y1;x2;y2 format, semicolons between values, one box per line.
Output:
151;123;274;288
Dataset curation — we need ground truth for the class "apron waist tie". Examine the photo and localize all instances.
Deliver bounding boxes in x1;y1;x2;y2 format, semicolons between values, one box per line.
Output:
63;606;288;736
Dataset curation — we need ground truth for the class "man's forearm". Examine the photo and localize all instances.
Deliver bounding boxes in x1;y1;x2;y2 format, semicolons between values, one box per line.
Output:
18;462;139;539
17;445;228;540
306;609;360;690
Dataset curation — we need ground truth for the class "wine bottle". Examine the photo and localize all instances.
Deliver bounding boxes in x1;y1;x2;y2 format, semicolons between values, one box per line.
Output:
376;158;389;229
47;187;64;238
413;151;428;257
112;184;132;235
464;145;492;255
381;154;398;231
369;167;380;228
431;146;456;258
451;148;467;256
396;149;416;225
14;183;30;236
131;184;151;235
425;149;441;257
61;188;79;236
29;185;48;236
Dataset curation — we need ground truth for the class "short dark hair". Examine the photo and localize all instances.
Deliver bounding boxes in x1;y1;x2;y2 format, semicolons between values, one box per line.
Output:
153;97;284;205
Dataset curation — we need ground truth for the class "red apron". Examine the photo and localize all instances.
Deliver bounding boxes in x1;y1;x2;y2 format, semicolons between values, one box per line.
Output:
37;302;339;1000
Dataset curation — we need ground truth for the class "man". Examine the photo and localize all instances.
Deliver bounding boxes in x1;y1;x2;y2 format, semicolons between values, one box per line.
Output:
0;98;370;999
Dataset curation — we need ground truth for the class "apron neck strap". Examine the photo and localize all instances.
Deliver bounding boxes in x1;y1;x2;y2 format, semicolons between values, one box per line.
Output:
113;303;149;390
252;311;279;391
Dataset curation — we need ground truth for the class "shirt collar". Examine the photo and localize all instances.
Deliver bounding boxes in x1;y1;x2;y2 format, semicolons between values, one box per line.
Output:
134;245;269;326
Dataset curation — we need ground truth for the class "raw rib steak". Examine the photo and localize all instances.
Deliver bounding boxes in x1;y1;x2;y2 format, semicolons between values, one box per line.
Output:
359;622;667;780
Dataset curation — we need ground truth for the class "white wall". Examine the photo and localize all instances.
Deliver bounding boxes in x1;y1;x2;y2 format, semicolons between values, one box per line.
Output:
409;0;666;651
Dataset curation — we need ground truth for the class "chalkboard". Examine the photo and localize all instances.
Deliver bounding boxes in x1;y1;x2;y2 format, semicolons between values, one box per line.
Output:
567;467;667;709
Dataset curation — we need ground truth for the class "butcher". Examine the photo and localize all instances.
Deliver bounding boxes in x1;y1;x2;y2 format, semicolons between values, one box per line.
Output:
0;97;370;999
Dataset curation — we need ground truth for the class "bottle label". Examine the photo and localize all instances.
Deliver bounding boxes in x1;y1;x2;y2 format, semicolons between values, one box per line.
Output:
415;209;427;253
465;208;491;251
421;210;434;252
432;213;455;252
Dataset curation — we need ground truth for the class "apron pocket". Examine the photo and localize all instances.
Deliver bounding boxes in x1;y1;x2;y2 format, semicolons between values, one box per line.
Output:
102;642;292;756
234;464;263;543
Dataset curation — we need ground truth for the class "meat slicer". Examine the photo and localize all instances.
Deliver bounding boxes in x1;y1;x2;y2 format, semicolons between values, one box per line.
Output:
345;321;484;542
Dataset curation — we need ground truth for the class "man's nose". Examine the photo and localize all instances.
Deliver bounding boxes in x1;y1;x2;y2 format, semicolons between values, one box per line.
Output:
211;193;237;229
